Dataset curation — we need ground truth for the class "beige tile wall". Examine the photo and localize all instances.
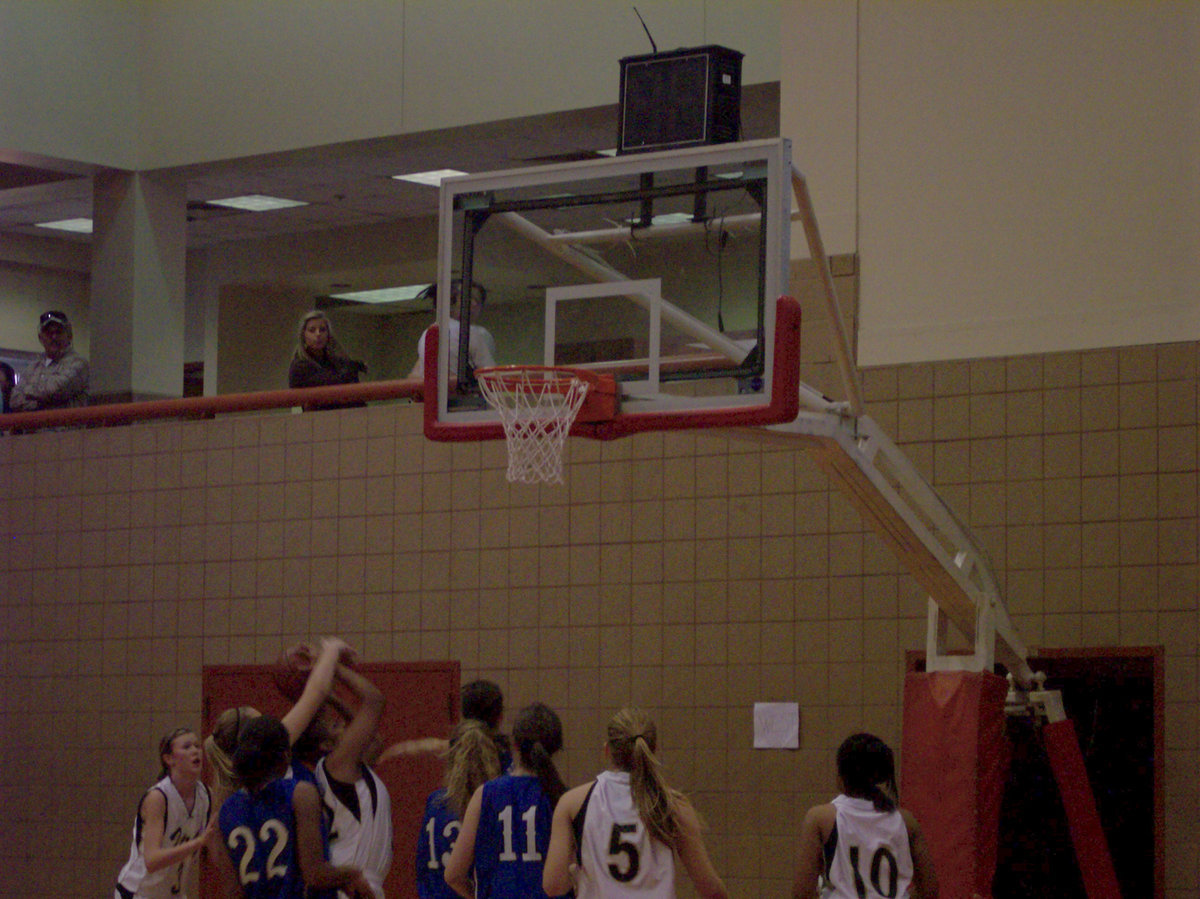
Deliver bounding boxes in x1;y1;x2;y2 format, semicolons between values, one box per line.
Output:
0;296;1195;896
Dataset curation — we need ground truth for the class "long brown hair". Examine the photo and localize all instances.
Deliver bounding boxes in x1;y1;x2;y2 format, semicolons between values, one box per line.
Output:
607;708;682;847
512;702;567;808
444;719;502;816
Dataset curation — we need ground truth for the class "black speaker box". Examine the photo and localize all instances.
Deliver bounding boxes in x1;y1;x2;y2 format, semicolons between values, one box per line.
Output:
617;45;743;154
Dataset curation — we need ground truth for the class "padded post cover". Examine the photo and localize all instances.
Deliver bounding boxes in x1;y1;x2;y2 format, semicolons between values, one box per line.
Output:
1042;719;1122;899
901;671;1010;899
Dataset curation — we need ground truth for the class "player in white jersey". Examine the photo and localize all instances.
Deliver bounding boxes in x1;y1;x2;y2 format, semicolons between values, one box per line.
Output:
791;733;938;899
113;727;213;899
543;708;728;899
315;662;391;898
204;637;353;809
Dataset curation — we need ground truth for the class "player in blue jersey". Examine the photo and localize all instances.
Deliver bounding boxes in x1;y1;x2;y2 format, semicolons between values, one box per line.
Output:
204;637;353;809
211;715;373;899
416;719;503;899
444;703;567;899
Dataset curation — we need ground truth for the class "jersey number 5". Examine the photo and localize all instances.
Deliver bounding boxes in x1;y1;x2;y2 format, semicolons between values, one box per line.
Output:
607;823;640;883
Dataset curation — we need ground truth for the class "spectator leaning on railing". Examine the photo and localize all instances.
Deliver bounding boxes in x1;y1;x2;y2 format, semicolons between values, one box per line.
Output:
8;310;89;412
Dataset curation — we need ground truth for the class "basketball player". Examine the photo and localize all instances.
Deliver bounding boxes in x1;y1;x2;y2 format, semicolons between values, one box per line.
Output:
204;637;353;807
542;708;728;899
211;715;373;899
444;703;567;899
113;727;214;899
314;662;392;899
416;719;503;899
790;733;938;899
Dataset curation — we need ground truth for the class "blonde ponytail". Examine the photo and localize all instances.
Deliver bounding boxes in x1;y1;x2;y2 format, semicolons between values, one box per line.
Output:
608;708;681;847
444;719;502;816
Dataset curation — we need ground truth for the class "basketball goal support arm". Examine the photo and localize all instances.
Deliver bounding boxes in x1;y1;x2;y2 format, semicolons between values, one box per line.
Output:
791;167;864;417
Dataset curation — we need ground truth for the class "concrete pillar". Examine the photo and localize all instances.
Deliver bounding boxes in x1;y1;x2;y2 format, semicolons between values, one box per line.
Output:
90;170;186;401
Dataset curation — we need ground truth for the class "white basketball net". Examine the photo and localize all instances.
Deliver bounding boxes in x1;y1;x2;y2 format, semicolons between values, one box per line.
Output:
475;367;592;484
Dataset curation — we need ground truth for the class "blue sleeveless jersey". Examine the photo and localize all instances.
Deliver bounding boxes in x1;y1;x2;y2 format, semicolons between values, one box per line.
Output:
219;778;307;899
474;774;555;899
416;788;463;899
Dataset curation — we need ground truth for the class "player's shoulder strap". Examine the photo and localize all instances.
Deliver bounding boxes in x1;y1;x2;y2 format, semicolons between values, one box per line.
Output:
570;780;600;866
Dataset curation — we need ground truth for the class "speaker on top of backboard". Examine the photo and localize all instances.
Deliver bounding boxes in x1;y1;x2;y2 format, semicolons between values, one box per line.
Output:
617;45;743;154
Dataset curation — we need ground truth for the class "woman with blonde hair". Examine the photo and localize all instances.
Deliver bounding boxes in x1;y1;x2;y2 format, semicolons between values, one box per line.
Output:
416;719;503;899
543;708;728;899
288;309;367;409
445;702;567;899
113;726;213;899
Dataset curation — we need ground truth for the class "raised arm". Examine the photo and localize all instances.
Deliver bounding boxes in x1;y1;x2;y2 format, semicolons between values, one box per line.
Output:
280;637;350;744
674;797;729;899
443;784;484;899
320;662;385;784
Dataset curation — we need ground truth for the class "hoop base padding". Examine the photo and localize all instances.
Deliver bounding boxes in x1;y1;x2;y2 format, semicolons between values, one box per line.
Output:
901;671;1010;899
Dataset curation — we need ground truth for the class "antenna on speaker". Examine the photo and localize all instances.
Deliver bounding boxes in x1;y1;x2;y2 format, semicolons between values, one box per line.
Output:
632;7;658;53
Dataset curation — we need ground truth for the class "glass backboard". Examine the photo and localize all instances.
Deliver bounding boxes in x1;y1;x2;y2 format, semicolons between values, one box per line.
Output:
425;138;798;441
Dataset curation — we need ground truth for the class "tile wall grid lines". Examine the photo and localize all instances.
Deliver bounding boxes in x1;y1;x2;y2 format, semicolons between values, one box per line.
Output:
0;339;1197;896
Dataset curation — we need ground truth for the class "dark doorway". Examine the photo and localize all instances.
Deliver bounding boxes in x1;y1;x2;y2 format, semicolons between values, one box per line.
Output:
908;647;1162;899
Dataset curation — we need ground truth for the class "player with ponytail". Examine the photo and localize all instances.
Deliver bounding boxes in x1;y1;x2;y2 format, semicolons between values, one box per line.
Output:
543;708;728;899
444;702;566;899
790;732;938;899
417;719;503;899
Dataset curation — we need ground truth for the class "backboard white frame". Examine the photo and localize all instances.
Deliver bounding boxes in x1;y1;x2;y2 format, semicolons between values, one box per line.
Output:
433;137;792;430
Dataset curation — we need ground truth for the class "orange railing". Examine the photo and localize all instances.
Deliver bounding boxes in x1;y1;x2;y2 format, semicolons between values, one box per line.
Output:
0;378;426;433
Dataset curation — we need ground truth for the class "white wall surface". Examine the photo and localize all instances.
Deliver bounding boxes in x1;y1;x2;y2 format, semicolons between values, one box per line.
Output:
136;0;780;166
786;1;1199;365
0;0;140;167
0;264;90;358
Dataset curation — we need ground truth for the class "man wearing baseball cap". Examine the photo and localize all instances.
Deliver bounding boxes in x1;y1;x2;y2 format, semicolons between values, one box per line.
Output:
8;310;90;412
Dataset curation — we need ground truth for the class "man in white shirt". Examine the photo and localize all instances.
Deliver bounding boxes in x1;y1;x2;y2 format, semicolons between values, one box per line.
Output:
411;280;497;378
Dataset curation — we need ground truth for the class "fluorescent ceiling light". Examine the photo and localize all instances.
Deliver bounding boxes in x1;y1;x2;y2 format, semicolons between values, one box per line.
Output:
330;284;432;304
623;212;695;226
206;194;308;212
34;217;94;233
392;169;468;187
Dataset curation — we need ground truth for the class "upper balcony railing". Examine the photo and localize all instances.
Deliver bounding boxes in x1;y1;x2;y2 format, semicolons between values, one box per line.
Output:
0;378;426;433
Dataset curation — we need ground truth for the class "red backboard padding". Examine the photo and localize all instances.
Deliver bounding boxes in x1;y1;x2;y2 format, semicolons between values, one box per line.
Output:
901;671;1010;899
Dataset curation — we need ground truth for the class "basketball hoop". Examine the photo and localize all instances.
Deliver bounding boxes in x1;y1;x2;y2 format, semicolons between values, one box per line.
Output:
474;366;600;484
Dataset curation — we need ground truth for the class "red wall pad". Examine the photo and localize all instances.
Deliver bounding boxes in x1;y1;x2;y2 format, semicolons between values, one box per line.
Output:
901;671;1010;899
1042;719;1122;899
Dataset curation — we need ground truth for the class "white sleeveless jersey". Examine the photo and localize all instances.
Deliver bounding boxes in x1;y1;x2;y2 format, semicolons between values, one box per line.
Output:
574;770;677;899
114;776;211;899
821;795;914;899
316;758;393;898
